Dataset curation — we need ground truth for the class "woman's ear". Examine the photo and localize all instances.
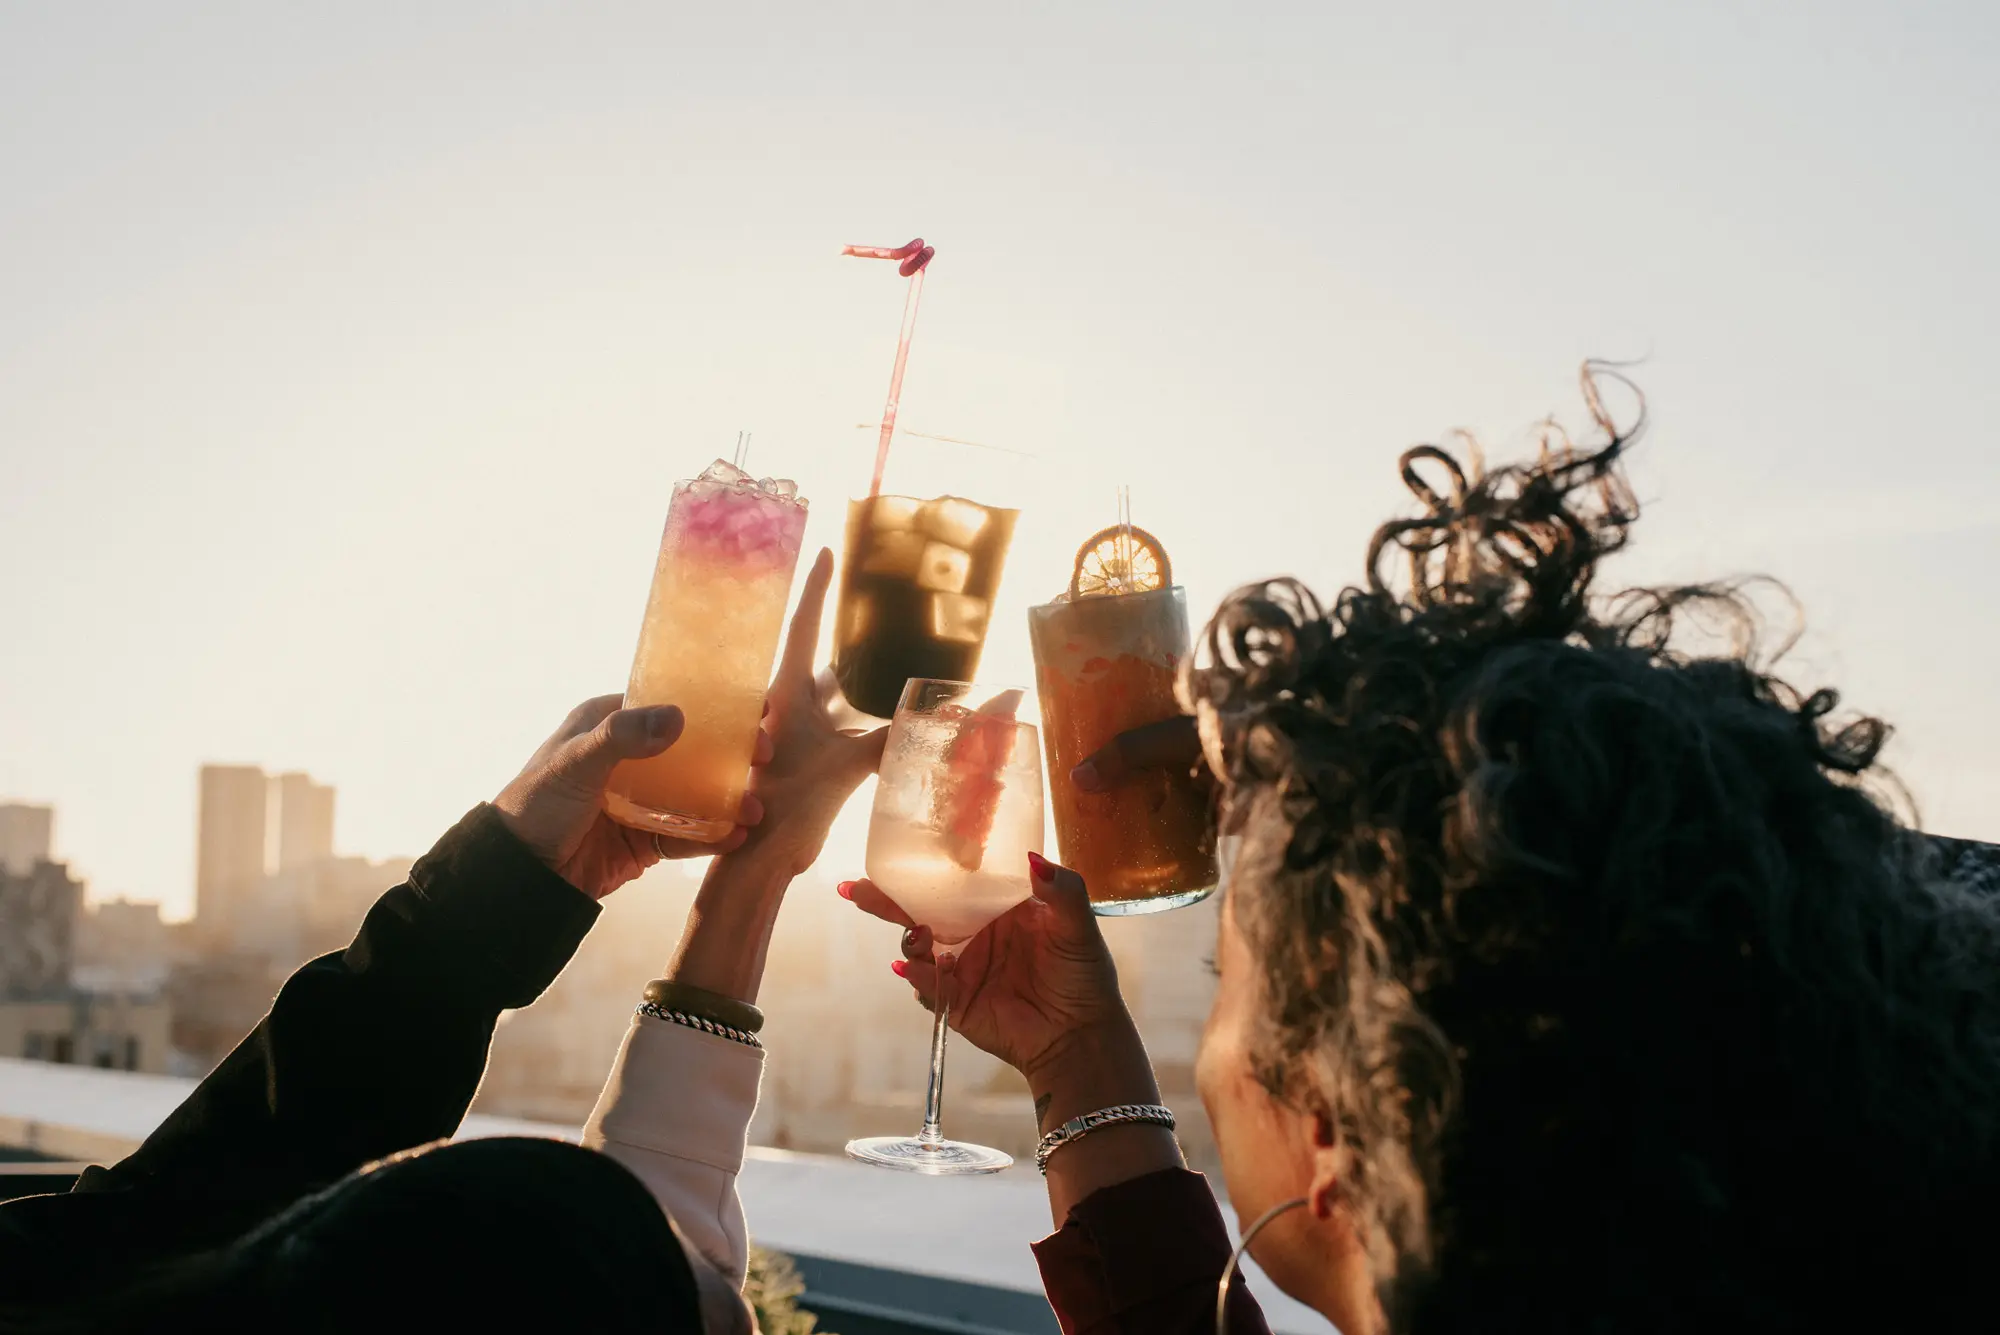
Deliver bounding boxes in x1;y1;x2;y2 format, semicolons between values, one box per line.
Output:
1293;1105;1386;1335
1308;1108;1343;1220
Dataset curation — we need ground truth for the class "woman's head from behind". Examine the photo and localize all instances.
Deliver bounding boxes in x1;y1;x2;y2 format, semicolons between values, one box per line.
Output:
1189;367;2000;1332
7;1138;717;1334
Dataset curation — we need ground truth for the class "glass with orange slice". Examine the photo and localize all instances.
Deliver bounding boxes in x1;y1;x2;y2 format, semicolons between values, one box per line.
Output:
1028;523;1218;914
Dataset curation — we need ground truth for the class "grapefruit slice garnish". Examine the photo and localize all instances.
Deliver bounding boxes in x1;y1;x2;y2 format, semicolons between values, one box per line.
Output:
938;689;1023;872
1069;525;1171;599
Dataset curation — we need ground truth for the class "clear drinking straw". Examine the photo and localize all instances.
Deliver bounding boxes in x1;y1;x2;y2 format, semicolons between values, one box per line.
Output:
842;237;936;498
1118;485;1133;588
850;425;1037;459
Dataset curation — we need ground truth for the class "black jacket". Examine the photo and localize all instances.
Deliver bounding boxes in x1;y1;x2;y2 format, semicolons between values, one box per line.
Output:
0;805;699;1326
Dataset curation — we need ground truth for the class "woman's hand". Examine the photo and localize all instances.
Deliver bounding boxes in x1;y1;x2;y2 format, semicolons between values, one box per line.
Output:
658;549;886;1002
848;854;1182;1212
493;696;767;900
735;548;888;875
843;852;1131;1085
1068;713;1208;794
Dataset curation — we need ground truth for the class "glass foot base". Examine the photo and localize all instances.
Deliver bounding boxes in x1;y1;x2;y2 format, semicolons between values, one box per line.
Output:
845;1135;1014;1176
1090;884;1217;916
602;793;734;843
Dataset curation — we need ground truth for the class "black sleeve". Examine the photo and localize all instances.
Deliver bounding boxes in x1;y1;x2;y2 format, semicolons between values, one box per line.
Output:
1928;833;2000;898
0;803;599;1296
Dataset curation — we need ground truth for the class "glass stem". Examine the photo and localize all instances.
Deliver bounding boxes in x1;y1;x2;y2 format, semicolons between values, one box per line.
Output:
917;959;952;1145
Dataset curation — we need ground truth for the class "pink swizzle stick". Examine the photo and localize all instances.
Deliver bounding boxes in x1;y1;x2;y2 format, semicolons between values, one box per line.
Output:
843;237;937;498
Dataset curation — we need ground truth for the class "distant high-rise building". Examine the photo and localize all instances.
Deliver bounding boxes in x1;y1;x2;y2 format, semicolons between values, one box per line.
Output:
177;765;348;1067
196;765;268;928
272;772;335;871
0;803;54;876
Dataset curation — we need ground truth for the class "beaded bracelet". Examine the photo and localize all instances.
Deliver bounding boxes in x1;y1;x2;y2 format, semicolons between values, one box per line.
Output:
636;1001;763;1049
642;978;765;1034
1035;1103;1177;1173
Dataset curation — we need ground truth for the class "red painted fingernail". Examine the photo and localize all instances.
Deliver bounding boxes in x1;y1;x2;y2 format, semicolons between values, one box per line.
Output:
1027;851;1052;880
890;959;908;979
837;882;855;899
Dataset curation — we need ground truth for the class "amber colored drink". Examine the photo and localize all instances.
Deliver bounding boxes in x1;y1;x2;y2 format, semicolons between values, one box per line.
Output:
1029;586;1216;914
832;494;1019;719
604;461;809;842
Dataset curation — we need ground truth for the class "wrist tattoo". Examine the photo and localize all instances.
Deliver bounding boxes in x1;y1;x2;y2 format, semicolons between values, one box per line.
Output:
1034;1092;1052;1128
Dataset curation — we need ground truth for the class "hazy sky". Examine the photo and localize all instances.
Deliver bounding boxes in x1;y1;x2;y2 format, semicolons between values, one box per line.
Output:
4;1;1997;919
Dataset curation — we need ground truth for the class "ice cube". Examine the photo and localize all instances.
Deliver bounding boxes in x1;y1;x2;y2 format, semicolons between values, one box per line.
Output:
842;593;874;645
929;592;990;644
757;477;798;500
699;459;753;487
861;529;926;578
918;497;990;548
916;541;971;594
870;496;922;531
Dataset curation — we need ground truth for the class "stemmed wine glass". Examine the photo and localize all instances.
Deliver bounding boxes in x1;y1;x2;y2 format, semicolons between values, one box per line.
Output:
844;678;1043;1175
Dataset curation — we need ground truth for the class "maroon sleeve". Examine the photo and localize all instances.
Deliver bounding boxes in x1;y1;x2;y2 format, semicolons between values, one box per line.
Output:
1031;1168;1273;1335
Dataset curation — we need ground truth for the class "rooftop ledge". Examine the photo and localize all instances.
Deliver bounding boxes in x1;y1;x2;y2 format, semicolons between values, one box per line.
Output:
0;1056;1320;1334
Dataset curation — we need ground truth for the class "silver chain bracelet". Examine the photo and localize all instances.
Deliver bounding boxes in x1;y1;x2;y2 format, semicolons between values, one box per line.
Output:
1035;1103;1176;1173
636;1001;763;1049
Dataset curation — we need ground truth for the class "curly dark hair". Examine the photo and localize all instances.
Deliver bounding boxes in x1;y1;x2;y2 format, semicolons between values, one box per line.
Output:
1189;365;2000;1332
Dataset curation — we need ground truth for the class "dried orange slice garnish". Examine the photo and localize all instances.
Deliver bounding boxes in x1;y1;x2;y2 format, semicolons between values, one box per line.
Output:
1070;525;1171;599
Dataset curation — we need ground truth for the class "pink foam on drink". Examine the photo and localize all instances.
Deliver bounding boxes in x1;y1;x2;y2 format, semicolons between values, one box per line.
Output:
675;461;809;572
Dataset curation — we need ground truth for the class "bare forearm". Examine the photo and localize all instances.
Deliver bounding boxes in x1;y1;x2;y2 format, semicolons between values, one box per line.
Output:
662;845;795;1003
1028;1016;1186;1225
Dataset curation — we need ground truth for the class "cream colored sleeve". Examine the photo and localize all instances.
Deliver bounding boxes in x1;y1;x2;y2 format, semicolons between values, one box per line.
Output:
581;1014;765;1289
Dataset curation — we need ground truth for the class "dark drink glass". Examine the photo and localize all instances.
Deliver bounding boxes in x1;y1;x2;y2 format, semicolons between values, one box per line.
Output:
832;494;1020;720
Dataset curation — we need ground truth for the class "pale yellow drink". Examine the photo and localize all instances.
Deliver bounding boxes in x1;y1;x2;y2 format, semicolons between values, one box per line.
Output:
605;461;809;842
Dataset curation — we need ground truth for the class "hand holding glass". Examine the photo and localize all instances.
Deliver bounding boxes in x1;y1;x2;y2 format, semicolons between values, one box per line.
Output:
845;678;1043;1175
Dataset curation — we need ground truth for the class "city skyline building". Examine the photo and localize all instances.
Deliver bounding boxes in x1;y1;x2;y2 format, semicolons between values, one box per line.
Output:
0;858;82;998
195;765;340;932
272;772;335;872
76;897;175;994
1;833;169;1075
0;803;54;876
195;765;268;929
